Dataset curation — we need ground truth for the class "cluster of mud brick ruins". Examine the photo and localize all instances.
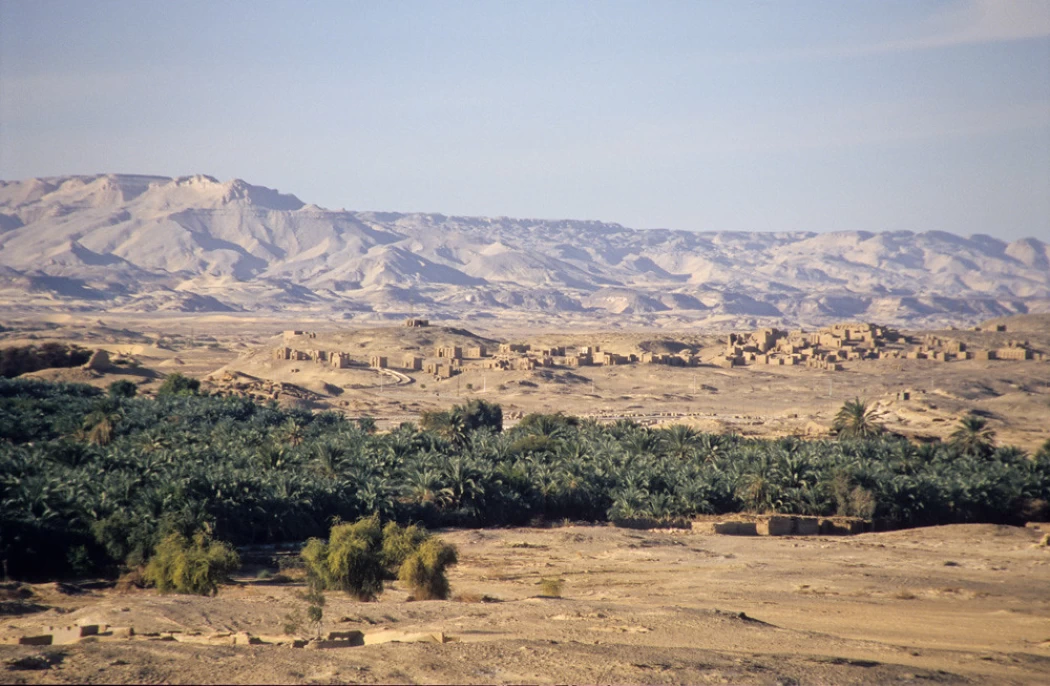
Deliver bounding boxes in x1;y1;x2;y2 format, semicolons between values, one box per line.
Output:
719;322;1041;371
271;319;1042;379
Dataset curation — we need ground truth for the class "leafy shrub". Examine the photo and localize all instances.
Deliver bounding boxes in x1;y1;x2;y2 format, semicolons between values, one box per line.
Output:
398;538;458;600
301;516;385;600
143;531;240;595
107;380;137;398
380;521;430;573
157;372;200;396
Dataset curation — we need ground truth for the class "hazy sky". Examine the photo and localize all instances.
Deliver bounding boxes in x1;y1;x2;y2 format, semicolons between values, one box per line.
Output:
1;1;1048;240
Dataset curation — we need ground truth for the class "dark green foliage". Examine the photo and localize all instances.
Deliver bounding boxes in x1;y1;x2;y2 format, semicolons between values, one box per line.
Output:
157;372;200;396
0;343;91;378
833;398;881;439
1;377;1048;582
142;530;240;595
949;413;997;458
454;399;503;433
108;380;138;398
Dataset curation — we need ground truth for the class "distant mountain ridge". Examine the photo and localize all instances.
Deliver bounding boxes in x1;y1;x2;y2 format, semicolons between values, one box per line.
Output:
1;173;1047;328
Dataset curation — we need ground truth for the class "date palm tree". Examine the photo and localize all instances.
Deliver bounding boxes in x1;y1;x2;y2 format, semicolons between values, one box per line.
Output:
949;413;996;458
660;424;700;460
83;407;123;446
832;398;881;439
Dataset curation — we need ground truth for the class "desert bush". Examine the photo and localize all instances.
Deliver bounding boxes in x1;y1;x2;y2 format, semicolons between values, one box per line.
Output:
157;372;200;396
538;577;563;597
398;538;458;600
301;517;385;600
380;521;430;573
142;531;240;596
107;380;137;398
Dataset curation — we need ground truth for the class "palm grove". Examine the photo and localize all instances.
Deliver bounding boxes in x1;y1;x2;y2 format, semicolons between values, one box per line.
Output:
1;376;1048;586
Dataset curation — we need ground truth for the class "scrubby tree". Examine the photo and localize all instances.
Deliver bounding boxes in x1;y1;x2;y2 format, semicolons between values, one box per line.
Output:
397;538;458;600
143;530;240;595
380;521;430;573
107;380;138;398
157;372;200;396
301;516;386;600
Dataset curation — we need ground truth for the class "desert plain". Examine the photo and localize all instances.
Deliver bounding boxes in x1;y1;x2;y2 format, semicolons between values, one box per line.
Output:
1;310;1049;684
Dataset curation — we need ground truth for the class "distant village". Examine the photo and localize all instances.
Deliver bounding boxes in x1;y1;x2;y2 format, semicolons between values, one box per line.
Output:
271;318;1043;380
718;322;1039;371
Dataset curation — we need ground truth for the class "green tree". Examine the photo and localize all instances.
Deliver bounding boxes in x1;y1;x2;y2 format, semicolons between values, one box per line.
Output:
143;531;240;595
949;413;997;458
660;424;700;460
157;372;200;396
833;398;881;439
452;399;503;433
107;379;138;398
82;405;123;446
397;538;458;600
301;516;386;601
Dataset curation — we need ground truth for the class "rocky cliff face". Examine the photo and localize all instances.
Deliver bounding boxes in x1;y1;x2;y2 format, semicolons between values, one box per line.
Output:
1;174;1046;328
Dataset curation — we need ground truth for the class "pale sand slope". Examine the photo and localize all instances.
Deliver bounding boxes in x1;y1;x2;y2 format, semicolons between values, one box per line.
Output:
3;524;1049;684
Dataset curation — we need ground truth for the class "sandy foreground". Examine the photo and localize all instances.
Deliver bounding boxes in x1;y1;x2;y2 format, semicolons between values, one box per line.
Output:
2;523;1049;685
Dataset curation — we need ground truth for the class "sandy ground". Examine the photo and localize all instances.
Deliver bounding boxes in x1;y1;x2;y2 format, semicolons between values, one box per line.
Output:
3;523;1049;684
3;313;1050;450
3;314;1050;683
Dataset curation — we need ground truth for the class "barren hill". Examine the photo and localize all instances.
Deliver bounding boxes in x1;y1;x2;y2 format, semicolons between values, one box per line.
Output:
2;174;1047;329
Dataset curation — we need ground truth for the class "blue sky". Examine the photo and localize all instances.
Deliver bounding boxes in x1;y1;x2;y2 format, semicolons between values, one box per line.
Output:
1;1;1048;240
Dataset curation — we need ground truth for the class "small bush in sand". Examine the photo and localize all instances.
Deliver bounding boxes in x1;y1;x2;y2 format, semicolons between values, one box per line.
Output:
398;538;458;600
539;578;563;598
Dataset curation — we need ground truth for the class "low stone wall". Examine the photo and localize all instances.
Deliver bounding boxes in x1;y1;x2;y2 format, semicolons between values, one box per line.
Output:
693;515;867;537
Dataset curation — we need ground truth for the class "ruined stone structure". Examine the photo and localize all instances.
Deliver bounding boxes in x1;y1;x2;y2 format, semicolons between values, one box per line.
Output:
424;361;455;378
403;318;429;327
369;355;387;369
402;354;423;371
436;346;462;359
724;322;904;370
724;321;1044;368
